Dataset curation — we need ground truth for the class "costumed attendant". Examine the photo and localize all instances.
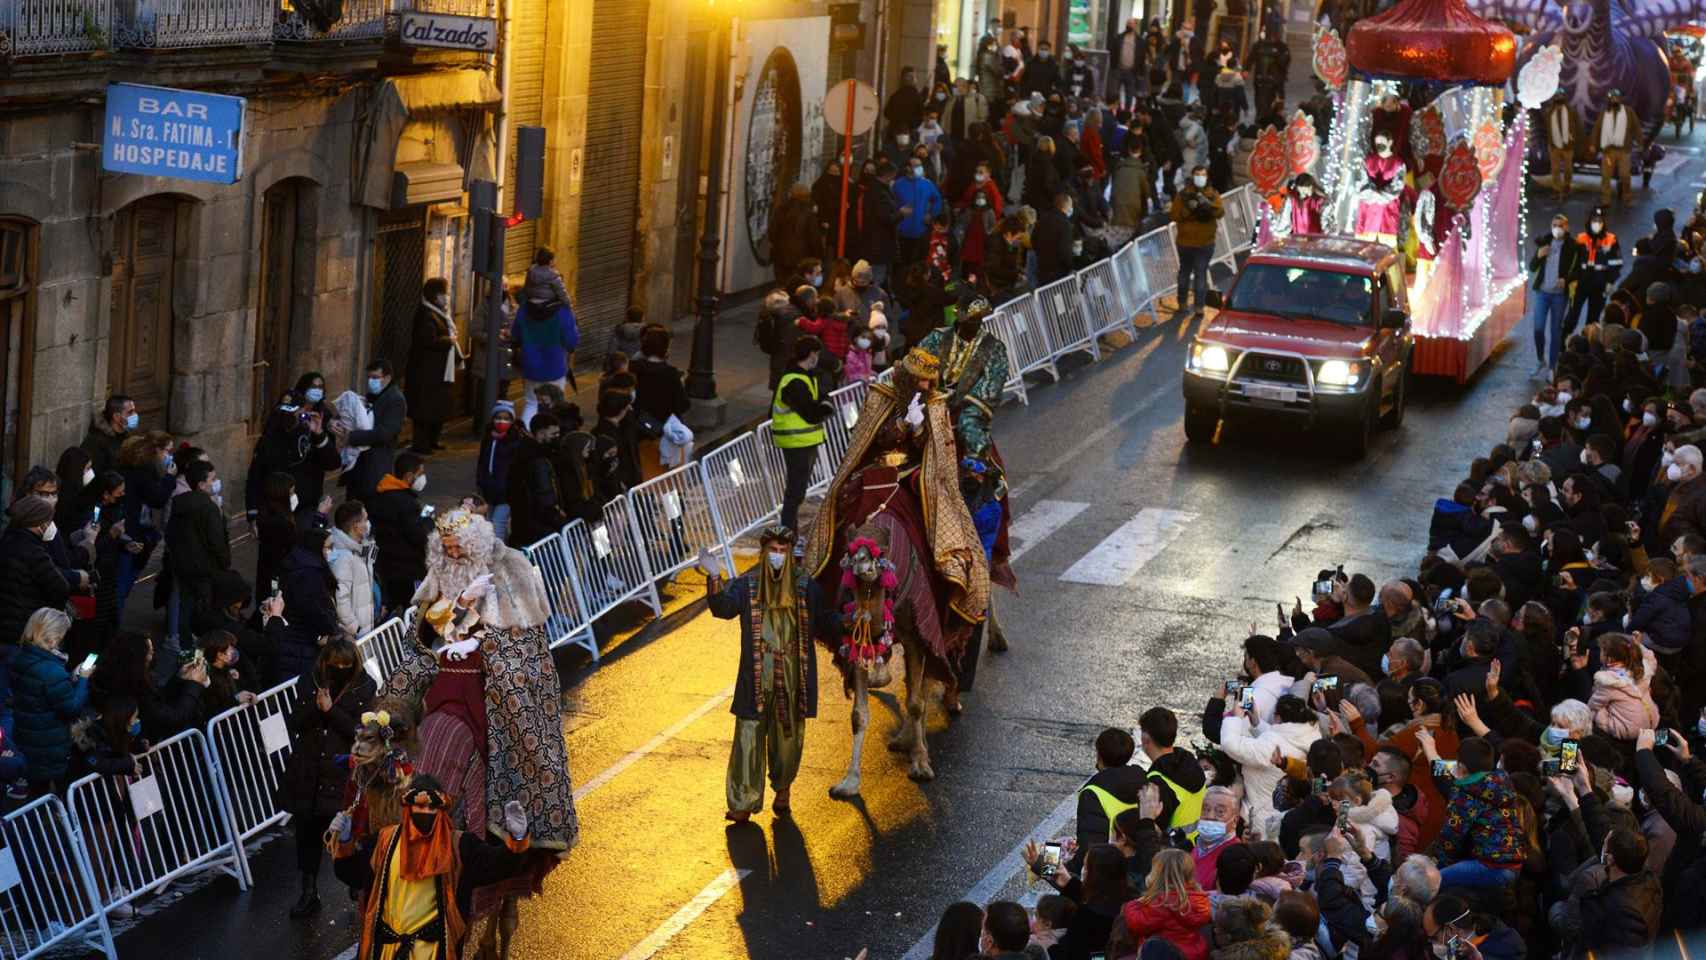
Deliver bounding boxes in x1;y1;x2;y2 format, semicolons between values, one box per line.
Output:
703;526;841;823
1544;92;1579;201
1272;174;1326;238
1569;206;1622;330
1411;167;1445;296
1353;131;1406;248
1370;93;1413;168
334;776;533;960
1591;90;1637;206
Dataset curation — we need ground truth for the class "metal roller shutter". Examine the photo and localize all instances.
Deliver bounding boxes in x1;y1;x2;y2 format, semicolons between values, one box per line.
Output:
574;0;649;356
502;0;547;275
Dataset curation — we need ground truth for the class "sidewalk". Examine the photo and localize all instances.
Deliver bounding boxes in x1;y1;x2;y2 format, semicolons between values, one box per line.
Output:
119;296;779;645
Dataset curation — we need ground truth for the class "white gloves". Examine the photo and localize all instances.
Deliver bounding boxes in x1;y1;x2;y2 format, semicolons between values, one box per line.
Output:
458;573;493;606
329;810;353;843
441;637;480;661
904;393;926;428
502;799;528;840
697;546;724;580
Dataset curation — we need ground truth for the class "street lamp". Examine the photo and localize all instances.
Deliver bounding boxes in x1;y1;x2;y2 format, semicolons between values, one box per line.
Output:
686;1;740;427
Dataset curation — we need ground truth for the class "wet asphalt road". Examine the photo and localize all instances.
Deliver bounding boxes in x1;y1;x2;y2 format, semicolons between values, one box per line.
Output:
96;131;1706;960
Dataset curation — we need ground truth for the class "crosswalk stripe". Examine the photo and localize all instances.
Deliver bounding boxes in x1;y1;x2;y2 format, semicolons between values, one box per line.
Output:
1007;499;1091;562
1059;508;1199;586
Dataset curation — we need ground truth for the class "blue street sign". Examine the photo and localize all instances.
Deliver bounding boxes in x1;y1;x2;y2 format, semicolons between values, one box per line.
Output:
103;83;246;184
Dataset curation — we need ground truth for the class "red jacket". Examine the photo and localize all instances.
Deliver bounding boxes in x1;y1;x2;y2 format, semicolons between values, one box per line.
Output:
795;314;851;359
1082;124;1107;179
1122;890;1213;960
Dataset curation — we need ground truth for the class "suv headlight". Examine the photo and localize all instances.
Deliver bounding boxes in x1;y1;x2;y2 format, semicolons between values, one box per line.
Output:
1317;359;1363;388
1189;343;1232;375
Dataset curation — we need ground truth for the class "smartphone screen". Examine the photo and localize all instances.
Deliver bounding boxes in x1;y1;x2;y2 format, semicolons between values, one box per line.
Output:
1559;739;1580;773
1041;841;1062;877
79;653;99;671
1432;758;1453;778
1337;800;1351;831
92;505;101;523
1655;729;1670;747
270;578;281;597
1239;686;1256;710
1314;579;1334;596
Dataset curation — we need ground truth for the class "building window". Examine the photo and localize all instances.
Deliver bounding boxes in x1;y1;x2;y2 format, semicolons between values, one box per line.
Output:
0;222;28;294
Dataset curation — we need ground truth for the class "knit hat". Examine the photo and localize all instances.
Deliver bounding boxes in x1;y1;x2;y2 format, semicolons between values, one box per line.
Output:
6;495;52;528
490;399;516;420
851;260;874;284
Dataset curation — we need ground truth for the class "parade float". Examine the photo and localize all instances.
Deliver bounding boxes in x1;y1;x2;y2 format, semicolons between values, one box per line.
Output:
1248;0;1551;382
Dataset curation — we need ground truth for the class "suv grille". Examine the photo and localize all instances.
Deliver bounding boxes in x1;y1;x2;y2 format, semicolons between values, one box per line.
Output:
1236;353;1309;386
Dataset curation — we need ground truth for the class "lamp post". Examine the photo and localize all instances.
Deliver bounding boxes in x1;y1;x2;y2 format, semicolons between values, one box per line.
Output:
686;7;734;426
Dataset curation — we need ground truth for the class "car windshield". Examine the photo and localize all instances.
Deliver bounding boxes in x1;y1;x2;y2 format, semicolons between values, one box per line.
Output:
1224;264;1375;326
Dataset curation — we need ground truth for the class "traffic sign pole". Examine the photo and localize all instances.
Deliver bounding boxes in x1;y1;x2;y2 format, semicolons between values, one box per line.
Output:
837;85;855;259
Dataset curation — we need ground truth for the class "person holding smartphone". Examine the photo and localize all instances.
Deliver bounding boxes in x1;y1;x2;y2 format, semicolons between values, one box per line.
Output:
1416;733;1525;889
10;609;94;797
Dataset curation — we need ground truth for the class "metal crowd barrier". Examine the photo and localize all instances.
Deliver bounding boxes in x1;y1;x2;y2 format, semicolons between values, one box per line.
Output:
521;533;598;658
1111;240;1154;326
355;615;413;690
1036;275;1099;363
561;507;663;626
203;677;301;880
817;379;871;492
627;460;735;583
1002;293;1061;384
1137;222;1181;308
698;430;782;543
0;794;116;959
66;729;247;917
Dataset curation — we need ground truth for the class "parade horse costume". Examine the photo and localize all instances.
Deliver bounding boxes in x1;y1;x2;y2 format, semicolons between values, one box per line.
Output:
806;351;990;794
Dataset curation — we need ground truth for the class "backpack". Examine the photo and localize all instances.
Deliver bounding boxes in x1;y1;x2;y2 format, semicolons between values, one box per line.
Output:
754;310;781;355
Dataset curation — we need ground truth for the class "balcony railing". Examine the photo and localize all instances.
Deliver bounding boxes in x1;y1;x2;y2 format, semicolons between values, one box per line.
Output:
111;0;272;47
0;0;493;54
2;0;113;56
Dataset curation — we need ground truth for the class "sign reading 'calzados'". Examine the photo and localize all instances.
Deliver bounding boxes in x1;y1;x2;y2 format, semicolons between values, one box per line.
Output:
398;11;498;52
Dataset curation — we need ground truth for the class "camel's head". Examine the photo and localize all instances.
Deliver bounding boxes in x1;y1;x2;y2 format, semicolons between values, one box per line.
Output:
849;539;883;583
840;534;897;593
351;697;416;775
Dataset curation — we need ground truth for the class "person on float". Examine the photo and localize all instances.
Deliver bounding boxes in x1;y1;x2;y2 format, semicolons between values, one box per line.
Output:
1411;164;1447;295
1369;92;1414;168
1353;130;1407;249
702;526;841;823
1272;173;1326;239
1568;205;1623;331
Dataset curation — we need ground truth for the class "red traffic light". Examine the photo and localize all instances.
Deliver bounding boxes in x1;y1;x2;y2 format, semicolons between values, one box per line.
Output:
505;211;527;227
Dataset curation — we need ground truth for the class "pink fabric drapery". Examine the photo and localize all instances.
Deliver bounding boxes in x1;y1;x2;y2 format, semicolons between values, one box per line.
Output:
1489;115;1528;286
1414;215;1467;338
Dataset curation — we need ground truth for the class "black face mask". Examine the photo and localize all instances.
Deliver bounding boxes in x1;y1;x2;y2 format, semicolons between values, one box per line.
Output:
324;665;356;690
410;811;439;834
956;320;981;340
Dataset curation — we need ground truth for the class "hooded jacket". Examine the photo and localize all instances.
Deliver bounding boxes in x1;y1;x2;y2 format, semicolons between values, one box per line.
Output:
1209;898;1291;960
10;643;90;783
1626;577;1691;653
1588;647;1660;739
1433;769;1526;867
1123;889;1213;960
328;526;378;638
1219;715;1322;838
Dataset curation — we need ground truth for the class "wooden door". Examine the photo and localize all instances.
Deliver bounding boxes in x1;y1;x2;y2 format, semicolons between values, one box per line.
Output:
255;183;303;429
110;199;178;430
0;219;34;496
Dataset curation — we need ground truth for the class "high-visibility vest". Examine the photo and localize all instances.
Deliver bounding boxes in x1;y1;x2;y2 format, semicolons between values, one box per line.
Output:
1153;769;1206;840
1080;784;1143;842
771;372;825;449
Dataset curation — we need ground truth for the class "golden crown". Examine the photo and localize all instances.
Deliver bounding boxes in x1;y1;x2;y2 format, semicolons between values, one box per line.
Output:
899;349;942;378
433;510;475;536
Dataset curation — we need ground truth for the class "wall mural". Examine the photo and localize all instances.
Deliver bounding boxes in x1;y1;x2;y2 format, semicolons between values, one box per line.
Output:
745;48;803;267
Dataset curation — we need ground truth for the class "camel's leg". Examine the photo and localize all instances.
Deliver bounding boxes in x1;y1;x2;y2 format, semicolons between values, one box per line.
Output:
475;916;498;960
498;895;519;960
987;596;1009;653
887;637;918;754
906;641;935;782
830;668;868;798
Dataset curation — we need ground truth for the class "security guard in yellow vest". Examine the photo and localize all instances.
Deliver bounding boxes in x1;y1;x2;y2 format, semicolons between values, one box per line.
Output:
1072;729;1150;872
772;335;833;531
1138;707;1207;837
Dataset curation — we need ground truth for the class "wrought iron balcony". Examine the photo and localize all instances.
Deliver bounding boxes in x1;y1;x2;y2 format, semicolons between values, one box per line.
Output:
273;0;384;40
1;0;113;56
110;0;272;47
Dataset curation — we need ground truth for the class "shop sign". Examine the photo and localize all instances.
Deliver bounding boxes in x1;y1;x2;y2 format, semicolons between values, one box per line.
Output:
399;11;498;53
103;83;245;185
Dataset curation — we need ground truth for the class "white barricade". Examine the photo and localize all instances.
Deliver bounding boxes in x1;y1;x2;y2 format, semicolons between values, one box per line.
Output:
983;304;1031;406
1136;223;1180;307
1035;275;1098;362
820;379;870;485
1076;257;1139;344
753;418;834;501
627;462;733;582
1002;293;1060;383
355;615;413;690
699;430;782;544
561;503;663;625
0;794;116;959
204;677;301;877
521;533;598;658
66;728;247;917
1215;185;1256;267
1112;239;1154;324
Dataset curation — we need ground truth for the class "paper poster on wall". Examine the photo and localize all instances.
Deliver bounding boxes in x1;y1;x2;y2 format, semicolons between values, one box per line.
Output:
719;16;831;294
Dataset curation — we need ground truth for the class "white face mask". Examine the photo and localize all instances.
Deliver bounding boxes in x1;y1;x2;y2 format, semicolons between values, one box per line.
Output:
1668;462;1686;482
1556;391;1573;404
288;492;300;512
41;522;57;542
896;134;911;147
1646;412;1661;428
1297;186;1312;198
210;478;223;495
1580;450;1591;465
412;474;428;493
1641;577;1659;592
1522;514;1539;534
856;337;872;349
82;467;95;487
767;551;787;571
1575;416;1592;430
1591;220;1604;233
1193;175;1208;188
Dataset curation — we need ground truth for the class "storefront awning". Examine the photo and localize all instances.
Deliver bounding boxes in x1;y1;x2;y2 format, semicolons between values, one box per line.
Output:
353;70;500;209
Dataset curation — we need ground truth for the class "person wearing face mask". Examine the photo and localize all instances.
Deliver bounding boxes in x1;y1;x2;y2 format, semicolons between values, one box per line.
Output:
474;401;520;542
164;459;232;632
892;152;944;269
1657;443;1706;546
248;380;340;532
369;451;434;614
1110;136;1152;230
1590;90;1636;205
281;638;375;918
338;358;407;504
702;526;839;822
277;528;346;685
1527;214;1586;378
955;161;1005;276
1568;207;1622;331
1547;825;1662;958
1033;190;1078;285
1353;131;1407;249
854;161;903;287
883;66;925;144
0;497;73;646
404;277;466;456
326;500;379;638
1273;173;1326;239
1022;41;1061;98
79;394;137;481
1170;164;1223;319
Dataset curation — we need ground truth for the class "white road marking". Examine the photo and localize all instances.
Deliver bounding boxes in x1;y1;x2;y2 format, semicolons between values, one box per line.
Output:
618;868;752;960
573;685;736;801
1060;508;1200;585
1006;500;1091;562
898;792;1080;960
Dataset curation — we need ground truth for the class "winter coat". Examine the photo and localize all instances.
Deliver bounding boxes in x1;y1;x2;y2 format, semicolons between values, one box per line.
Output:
368;478;430;592
67;714;139;784
1074;763;1148;868
1170;186;1223;249
632;357;690;427
1122;890;1213;960
405;302;460;423
1033;207;1075;285
79;420;126;481
1433;770;1526;867
1659;475;1706;545
0;525;74;648
1627;576;1692;653
475;427;520;507
328;527;378;638
1588;648;1660;739
767;194;823;276
892;174;944;240
254;508;298;599
280;673;376;817
10;644;90;784
245;409;340;520
855;175;901;266
1209;898;1290;960
276;546;341;684
1111;153;1151;228
344;383;407;503
1564;870;1663;958
1219;716;1322;838
165;488;231;585
1023;150;1065;211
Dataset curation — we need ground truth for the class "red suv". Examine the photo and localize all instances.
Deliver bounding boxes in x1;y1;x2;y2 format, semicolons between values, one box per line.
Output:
1181;236;1415;457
